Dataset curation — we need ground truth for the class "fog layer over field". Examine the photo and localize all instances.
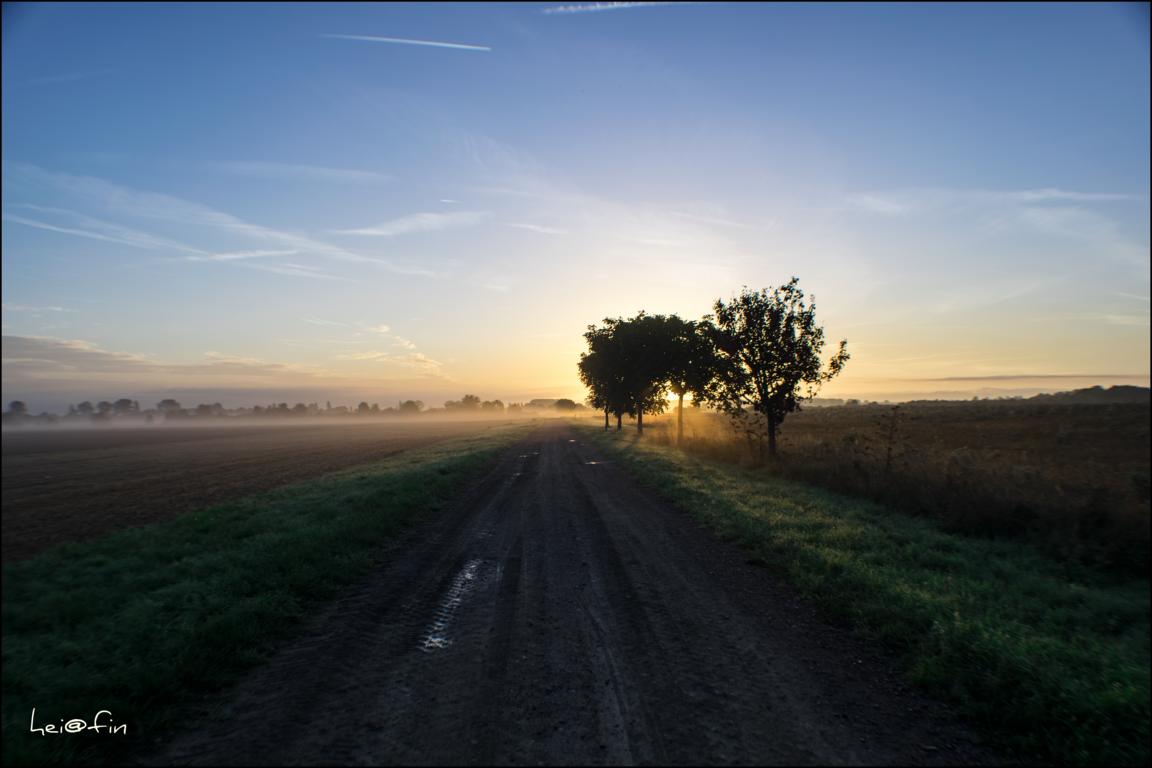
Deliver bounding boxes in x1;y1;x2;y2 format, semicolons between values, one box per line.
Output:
1;418;531;561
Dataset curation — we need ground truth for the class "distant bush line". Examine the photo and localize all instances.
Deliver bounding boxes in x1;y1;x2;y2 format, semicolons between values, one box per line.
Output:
1;396;585;426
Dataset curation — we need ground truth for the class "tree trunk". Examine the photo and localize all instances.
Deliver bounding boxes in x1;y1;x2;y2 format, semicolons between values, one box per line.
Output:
677;393;684;445
637;408;644;434
604;407;609;431
767;413;778;457
616;412;622;431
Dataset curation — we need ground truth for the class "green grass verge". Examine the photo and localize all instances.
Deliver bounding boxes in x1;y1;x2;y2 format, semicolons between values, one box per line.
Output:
2;424;530;766
581;425;1150;766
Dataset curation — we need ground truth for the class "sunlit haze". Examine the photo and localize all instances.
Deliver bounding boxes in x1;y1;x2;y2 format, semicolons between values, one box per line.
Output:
3;2;1149;412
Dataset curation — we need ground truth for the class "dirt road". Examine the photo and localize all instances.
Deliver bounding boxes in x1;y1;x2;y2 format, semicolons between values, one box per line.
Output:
150;423;999;765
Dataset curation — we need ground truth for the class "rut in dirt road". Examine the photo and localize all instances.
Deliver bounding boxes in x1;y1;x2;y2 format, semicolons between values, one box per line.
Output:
149;423;1001;766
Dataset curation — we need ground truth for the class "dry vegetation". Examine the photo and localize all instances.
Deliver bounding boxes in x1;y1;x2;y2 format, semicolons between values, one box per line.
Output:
639;401;1151;574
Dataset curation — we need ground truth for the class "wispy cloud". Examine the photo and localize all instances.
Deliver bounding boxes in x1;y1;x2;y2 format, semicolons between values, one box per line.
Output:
303;317;352;328
541;1;696;14
321;34;491;52
215;161;393;184
1092;313;1151;327
27;68;118;85
334;350;444;371
844;194;909;215
2;206;206;255
844;187;1138;216
2;335;331;386
482;278;513;292
670;210;773;231
1004;188;1136;203
240;262;348;281
391;336;417;350
2;303;73;313
8;164;440;278
506;222;566;235
1115;292;1151;303
1019;205;1149;267
334;211;489;237
184;249;298;262
300;319;421;352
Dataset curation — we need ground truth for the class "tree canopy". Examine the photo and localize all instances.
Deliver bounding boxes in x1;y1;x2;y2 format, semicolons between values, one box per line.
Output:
577;277;847;457
703;278;849;461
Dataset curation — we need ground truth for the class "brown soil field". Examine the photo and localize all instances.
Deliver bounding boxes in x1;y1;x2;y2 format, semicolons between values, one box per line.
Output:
1;419;520;563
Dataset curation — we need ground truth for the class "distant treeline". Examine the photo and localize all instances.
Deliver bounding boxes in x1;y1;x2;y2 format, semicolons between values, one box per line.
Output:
1;395;585;426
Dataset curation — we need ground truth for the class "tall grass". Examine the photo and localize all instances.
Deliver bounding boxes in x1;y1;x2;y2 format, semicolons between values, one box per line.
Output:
2;425;529;766
583;424;1150;765
641;403;1150;574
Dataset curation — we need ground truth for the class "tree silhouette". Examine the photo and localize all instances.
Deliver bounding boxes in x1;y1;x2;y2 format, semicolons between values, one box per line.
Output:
399;399;424;414
703;278;848;462
7;400;28;415
579;320;630;430
663;316;718;444
445;394;482;412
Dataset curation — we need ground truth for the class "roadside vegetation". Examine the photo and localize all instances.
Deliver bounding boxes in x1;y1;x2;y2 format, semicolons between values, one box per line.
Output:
646;402;1151;575
582;424;1149;766
1;424;529;766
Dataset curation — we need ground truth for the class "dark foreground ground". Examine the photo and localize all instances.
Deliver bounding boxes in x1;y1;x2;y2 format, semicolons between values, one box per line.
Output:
1;420;517;562
145;423;1000;766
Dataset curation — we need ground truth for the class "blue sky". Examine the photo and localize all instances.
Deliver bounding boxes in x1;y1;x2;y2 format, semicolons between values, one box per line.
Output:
2;2;1149;411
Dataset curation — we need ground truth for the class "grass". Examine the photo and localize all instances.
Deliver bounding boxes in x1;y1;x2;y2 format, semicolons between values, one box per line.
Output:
580;424;1150;766
644;403;1151;574
1;423;530;767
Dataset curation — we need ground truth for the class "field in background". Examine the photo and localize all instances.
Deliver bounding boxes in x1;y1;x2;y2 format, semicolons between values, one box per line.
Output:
1;419;528;562
583;425;1149;765
634;402;1150;574
2;423;530;766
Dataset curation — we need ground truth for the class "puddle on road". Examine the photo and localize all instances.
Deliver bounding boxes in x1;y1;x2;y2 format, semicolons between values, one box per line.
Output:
419;558;490;653
584;460;606;465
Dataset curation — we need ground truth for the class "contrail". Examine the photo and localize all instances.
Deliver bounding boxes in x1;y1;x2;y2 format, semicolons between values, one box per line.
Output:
542;2;696;14
322;34;491;52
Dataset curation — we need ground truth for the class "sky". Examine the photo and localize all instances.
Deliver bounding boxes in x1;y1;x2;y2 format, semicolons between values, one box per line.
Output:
2;1;1149;412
